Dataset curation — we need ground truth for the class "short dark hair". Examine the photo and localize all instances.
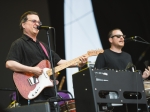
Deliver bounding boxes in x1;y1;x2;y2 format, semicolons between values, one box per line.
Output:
19;11;39;31
108;28;122;38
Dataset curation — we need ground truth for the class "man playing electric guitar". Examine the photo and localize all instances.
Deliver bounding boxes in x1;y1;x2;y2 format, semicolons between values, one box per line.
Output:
5;11;89;112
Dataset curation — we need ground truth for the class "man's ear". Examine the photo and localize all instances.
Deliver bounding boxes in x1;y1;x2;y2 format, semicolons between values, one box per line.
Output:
109;37;112;43
22;23;25;29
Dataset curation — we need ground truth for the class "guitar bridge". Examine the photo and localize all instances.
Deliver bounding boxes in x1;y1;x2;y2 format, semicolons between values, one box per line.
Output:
28;76;39;86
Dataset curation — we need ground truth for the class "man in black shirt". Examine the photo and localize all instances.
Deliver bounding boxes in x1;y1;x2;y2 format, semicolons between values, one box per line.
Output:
5;11;87;111
94;28;150;78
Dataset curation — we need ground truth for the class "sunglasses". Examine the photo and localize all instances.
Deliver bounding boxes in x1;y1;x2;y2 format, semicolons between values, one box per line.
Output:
111;35;126;38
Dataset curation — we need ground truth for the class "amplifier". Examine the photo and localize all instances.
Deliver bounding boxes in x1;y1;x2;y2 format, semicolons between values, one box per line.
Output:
73;67;148;112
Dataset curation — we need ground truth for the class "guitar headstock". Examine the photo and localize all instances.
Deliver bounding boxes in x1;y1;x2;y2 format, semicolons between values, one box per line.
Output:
87;49;104;56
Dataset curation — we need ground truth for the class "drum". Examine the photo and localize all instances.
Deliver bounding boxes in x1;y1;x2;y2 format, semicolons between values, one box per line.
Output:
60;100;76;112
144;80;150;98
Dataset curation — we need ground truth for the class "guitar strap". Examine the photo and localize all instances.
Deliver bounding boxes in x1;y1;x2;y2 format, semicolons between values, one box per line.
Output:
39;42;58;82
39;42;49;59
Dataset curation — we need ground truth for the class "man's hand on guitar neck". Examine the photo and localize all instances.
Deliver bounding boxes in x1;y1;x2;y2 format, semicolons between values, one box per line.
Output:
57;54;88;68
69;55;88;68
78;55;88;67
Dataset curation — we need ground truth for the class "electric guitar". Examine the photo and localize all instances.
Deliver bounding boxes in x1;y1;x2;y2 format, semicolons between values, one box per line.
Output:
13;49;104;99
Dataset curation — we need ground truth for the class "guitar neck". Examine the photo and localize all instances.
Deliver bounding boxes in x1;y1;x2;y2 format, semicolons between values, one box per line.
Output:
46;53;88;76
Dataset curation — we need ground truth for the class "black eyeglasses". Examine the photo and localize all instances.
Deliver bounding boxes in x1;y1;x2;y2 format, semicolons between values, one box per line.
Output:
27;20;42;25
111;35;126;38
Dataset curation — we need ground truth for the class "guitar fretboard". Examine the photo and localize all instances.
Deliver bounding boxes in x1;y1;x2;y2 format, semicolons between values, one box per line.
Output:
46;54;87;76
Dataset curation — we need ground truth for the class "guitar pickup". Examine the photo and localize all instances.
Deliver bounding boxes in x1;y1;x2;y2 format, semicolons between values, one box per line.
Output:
28;76;39;86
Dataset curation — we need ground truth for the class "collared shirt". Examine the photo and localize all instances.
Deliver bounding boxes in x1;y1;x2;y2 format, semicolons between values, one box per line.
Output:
6;34;61;67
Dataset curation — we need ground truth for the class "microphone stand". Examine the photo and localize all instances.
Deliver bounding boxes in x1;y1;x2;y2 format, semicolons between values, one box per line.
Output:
134;39;150;45
45;29;60;112
132;36;150;45
125;36;150;45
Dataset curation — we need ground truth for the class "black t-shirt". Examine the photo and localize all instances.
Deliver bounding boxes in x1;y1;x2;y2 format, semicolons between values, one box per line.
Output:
94;49;132;70
6;34;61;105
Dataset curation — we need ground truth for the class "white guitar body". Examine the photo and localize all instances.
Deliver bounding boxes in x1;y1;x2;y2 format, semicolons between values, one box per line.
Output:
28;68;54;99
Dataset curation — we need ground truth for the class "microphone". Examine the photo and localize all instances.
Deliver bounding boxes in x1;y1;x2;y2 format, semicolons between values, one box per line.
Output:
37;25;53;30
124;36;137;42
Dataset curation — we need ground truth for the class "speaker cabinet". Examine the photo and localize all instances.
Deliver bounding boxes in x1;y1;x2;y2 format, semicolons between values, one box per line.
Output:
5;102;50;112
73;67;148;112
